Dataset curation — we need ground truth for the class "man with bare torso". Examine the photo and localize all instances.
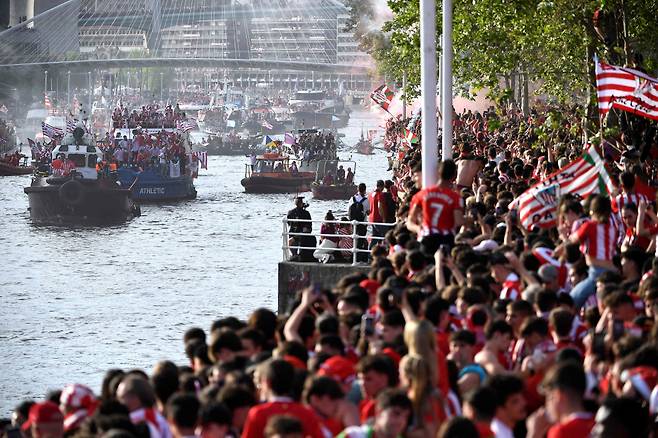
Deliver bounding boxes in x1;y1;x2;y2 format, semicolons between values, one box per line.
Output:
455;142;485;190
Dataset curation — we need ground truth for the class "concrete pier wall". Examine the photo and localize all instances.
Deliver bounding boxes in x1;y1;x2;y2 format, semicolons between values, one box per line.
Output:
278;261;370;313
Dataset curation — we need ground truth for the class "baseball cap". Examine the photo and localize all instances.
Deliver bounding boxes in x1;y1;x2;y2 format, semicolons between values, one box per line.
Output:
21;401;63;431
318;355;356;385
473;239;499;253
538;264;559;283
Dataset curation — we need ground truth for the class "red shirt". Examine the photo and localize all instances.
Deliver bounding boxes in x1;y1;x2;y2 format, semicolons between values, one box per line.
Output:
359;398;376;423
369;190;383;223
241;400;324;438
575;220;617;261
410;185;463;236
547;413;595;438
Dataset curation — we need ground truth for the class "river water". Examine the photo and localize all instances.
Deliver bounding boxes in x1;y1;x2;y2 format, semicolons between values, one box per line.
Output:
0;109;389;416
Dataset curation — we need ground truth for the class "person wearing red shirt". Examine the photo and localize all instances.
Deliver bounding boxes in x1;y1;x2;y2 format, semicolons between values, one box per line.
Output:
355;355;398;423
568;195;617;309
406;159;464;256
368;180;387;248
242;360;323;438
526;361;594;438
303;376;347;437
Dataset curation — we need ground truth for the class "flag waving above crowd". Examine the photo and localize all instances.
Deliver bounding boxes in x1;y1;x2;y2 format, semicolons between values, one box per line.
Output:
370;84;395;113
595;56;658;121
510;145;615;230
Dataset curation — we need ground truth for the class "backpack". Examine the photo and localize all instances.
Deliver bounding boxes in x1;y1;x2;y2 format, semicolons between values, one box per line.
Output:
349;196;366;222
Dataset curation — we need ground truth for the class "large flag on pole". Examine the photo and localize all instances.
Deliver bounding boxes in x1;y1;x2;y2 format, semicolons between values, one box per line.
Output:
595;56;658;121
370;84;395;113
510;145;615;229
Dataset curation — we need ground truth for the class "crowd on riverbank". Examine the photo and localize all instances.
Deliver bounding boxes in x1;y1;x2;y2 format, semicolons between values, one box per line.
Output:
5;105;658;438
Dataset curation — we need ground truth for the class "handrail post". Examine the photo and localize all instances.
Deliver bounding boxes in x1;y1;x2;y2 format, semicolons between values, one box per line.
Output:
282;217;288;261
352;220;358;266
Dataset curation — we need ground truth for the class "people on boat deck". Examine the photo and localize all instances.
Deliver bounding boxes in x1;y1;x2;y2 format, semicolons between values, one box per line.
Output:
274;161;284;172
337;165;345;183
290;161;298;173
346;167;354;184
51;154;64;176
62;156;76;176
1;151;26;166
322;171;335;186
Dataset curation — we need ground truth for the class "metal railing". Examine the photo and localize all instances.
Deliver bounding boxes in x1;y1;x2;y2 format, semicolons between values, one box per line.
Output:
282;217;392;265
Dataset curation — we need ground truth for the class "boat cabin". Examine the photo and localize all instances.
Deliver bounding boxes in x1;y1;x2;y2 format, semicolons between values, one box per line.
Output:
51;143;101;179
245;154;302;178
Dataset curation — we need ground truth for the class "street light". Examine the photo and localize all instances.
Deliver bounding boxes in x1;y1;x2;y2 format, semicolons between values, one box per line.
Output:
160;72;164;104
44;70;48;97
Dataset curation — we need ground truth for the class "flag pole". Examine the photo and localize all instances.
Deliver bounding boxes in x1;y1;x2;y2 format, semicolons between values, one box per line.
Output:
420;0;438;187
441;0;453;161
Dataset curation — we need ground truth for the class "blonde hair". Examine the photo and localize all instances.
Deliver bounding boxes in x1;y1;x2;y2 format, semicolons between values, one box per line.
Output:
404;320;438;389
400;354;439;429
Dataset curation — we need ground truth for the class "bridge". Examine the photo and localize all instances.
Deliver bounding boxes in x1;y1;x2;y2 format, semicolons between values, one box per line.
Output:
0;0;372;77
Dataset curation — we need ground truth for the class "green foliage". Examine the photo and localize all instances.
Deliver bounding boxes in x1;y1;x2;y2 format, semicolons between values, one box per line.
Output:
358;0;658;105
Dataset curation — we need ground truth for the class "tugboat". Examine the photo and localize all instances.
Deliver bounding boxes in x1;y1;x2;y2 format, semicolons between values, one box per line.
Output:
241;153;315;193
311;160;357;200
24;127;139;225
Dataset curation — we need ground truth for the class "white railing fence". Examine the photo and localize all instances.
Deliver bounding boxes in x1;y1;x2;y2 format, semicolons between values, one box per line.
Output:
282;217;392;266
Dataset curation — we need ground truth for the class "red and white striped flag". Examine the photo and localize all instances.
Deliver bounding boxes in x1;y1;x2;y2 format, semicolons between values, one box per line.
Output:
66;120;77;132
44;94;53;113
595;56;658;121
510;145;615;230
176;118;198;132
370;84;395;113
198;151;208;170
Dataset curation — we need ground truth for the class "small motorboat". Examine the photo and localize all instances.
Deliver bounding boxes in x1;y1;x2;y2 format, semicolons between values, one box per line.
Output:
0;161;33;176
241;153;315;193
311;160;357;200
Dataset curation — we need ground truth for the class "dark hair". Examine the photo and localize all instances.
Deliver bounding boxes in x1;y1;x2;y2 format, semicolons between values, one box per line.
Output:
248;308;278;345
199;402;231;427
486;374;524;407
450;329;476;346
315;314;339;336
217;384;257;411
424;296;450;326
264;415;303;438
439;160;458;181
543;361;587;398
183;327;206;345
596;397;650;437
484;320;513;340
151;361;179;407
437;417;479;438
166;393;200;429
318;335;345;355
508;299;533;316
520;317;549;338
357;354;398;387
376;388;413;413
549;309;574;338
302;376;344;403
209;330;243;361
279;340;309;364
464;386;496;422
535;290;558;313
211;317;245;333
263;359;295;396
238;328;265;350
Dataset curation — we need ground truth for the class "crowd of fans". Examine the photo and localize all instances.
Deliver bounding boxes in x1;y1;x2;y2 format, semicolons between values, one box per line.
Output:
291;131;337;164
5;105;658;438
112;104;186;129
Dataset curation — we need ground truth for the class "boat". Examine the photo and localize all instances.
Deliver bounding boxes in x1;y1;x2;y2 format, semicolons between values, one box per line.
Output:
116;166;197;201
115;132;198;202
24;127;139;225
311;160;357;200
240;153;315;193
0;161;33;176
354;129;374;155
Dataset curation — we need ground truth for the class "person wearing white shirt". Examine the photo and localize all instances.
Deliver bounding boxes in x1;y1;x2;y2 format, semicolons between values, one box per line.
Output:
487;374;526;438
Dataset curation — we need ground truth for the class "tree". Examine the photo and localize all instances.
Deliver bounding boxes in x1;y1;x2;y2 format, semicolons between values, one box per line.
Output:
354;0;658;107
